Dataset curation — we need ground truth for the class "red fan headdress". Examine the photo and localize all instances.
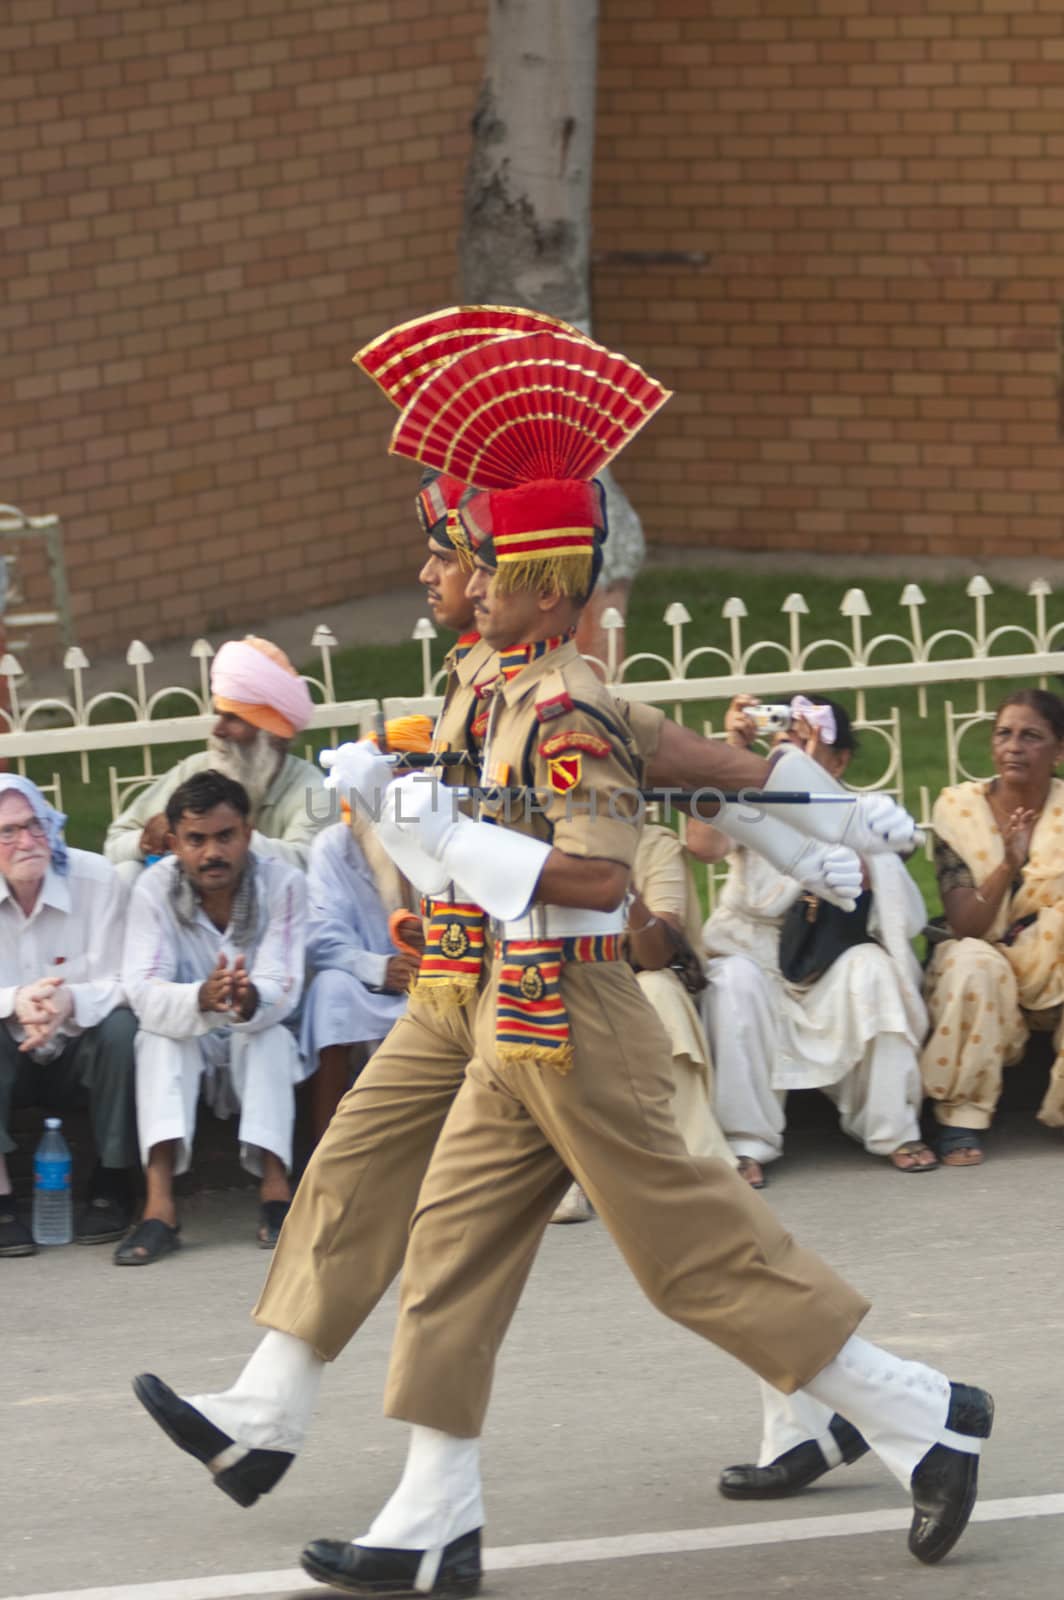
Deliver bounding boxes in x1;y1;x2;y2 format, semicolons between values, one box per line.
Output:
357;307;585;566
389;329;671;596
354;305;585;412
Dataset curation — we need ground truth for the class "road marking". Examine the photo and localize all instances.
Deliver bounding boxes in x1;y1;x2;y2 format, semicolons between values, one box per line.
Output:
9;1493;1064;1600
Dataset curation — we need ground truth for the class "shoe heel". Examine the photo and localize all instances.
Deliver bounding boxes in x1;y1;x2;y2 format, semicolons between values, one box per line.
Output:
215;1467;260;1508
215;1448;293;1509
441;1530;482;1595
830;1416;871;1466
947;1383;994;1440
440;1577;481;1597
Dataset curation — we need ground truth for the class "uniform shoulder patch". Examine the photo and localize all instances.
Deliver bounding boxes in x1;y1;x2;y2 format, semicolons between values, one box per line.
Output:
534;670;574;724
538;729;612;760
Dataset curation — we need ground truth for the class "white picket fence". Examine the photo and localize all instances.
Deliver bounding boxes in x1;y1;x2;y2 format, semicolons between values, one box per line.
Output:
1;577;1061;829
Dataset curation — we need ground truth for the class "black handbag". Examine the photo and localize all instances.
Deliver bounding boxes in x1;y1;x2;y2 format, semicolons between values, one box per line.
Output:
663;923;708;996
778;889;875;986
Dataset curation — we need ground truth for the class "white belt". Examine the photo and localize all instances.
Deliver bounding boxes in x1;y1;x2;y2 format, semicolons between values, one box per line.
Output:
494;905;626;941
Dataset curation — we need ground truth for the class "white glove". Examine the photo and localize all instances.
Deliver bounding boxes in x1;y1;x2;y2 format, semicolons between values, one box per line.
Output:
765;745;921;856
790;841;863;911
377;773;550;921
319;739;394;809
848;792;922;856
713;800;860;910
381;772;459;852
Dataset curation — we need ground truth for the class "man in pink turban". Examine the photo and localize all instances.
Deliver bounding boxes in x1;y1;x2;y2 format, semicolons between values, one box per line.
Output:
104;637;327;879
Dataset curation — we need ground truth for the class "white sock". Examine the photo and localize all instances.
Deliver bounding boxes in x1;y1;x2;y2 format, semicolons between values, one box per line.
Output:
757;1379;838;1467
186;1329;323;1454
804;1333;972;1488
357;1426;484;1551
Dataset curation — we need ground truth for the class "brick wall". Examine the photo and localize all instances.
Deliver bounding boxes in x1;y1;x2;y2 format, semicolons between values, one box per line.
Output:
595;0;1064;565
4;0;484;656
8;2;1064;660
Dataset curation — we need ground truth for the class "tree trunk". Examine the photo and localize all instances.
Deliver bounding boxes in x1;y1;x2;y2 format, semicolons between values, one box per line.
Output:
461;0;645;664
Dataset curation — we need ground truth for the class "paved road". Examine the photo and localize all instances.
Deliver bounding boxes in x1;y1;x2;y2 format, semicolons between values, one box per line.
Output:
4;1112;1061;1600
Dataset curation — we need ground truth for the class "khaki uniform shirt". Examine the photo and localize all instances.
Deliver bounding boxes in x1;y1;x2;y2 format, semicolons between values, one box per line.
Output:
431;638;496;782
615;698;666;782
471;639;642;873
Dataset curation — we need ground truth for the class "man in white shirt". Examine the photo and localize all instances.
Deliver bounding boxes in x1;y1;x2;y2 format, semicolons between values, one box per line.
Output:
301;814;419;1140
104;635;327;878
0;777;136;1259
300;716;431;1136
119;769;308;1265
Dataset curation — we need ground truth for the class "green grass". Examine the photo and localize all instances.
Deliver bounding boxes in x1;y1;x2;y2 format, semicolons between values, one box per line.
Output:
25;565;1060;918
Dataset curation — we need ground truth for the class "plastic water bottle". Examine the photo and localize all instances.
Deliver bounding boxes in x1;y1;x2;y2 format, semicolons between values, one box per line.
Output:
32;1118;73;1246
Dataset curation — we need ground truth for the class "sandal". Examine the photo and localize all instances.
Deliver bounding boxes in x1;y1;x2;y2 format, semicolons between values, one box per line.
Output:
938;1127;984;1167
114;1218;181;1266
257;1199;290;1249
940;1143;984;1167
736;1156;766;1190
889;1141;939;1173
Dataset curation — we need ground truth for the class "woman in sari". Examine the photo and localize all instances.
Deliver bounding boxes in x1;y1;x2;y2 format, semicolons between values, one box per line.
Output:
922;688;1064;1164
692;694;931;1186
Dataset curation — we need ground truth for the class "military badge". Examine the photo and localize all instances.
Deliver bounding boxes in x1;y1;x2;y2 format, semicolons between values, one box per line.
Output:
541;728;610;793
546;753;582;794
519;964;545;1001
440;921;471;960
539;730;611;760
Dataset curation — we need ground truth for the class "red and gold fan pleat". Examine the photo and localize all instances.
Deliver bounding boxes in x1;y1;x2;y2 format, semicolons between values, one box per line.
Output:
354;305;586;411
389;331;671;488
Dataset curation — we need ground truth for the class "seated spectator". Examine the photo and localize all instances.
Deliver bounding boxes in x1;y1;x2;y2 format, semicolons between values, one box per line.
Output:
301;714;436;1137
690;694;932;1187
921;688;1064;1164
119;770;308;1265
105;635;326;878
551;821;736;1224
302;810;420;1140
0;776;137;1259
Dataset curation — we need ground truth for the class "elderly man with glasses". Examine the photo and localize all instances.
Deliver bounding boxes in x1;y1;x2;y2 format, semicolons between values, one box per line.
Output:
0;777;137;1258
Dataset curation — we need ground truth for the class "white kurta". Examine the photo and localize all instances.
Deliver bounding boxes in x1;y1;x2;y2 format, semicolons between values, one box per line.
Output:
701;846;928;1162
122;855;307;1176
300;821;409;1062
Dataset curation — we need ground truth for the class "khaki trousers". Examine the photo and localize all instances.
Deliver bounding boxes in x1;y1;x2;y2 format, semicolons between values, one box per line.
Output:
384;962;869;1438
252;996;476;1360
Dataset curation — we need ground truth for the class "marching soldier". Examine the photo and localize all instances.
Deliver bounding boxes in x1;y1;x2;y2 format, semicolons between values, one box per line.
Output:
297;326;992;1595
131;311;938;1540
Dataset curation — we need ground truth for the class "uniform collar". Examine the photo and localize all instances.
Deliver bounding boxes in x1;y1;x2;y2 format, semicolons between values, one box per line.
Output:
453;635;493;688
496;637;579;707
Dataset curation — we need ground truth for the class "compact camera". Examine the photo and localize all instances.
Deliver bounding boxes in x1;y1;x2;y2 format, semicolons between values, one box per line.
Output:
745;703;793;735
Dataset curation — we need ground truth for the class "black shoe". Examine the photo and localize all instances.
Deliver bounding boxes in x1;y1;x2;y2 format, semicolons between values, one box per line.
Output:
909;1382;994;1564
132;1373;294;1508
301;1529;481;1596
78;1165;136;1244
0;1206;36;1258
77;1195;134;1244
719;1414;869;1499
